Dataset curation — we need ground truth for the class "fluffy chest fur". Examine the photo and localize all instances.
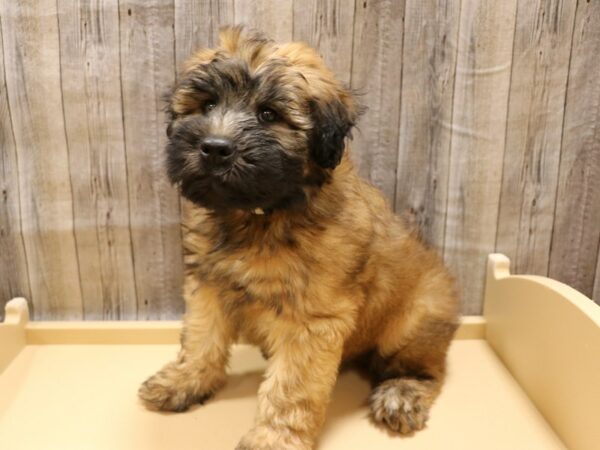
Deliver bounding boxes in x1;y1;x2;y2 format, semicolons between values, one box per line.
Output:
182;202;350;312
180;179;376;345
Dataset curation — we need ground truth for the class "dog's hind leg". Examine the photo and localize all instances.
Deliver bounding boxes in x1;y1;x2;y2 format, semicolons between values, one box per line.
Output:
369;314;458;434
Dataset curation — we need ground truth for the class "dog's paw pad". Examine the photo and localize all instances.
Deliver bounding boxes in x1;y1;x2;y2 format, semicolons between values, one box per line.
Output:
369;378;433;435
138;372;207;412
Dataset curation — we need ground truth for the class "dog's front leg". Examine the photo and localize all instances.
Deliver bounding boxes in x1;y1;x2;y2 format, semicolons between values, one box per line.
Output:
237;319;348;450
138;279;233;412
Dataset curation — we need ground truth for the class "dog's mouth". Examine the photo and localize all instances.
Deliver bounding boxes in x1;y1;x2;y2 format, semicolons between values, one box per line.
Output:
179;154;306;213
178;163;287;212
208;165;234;180
203;158;254;191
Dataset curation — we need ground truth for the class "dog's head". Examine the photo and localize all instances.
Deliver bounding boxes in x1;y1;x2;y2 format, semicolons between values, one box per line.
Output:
165;26;359;212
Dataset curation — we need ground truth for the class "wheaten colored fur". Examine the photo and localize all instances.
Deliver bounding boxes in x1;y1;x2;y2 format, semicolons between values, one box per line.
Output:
139;26;459;450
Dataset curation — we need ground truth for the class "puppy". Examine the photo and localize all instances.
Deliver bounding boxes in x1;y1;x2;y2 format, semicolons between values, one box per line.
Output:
139;26;459;450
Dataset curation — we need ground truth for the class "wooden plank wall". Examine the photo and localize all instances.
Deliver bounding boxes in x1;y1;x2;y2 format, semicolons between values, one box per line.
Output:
0;0;598;319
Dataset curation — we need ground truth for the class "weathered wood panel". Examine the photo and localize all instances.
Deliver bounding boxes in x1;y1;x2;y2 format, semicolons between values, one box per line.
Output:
548;0;600;300
1;0;84;319
0;16;31;319
594;248;600;303
119;0;183;319
394;0;461;249
174;0;234;71
350;0;405;202
1;1;599;319
292;0;355;85
496;0;577;278
56;0;137;319
444;0;518;314
234;0;293;42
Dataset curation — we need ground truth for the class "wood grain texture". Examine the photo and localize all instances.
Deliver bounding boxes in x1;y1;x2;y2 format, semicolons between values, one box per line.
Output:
57;0;137;319
594;247;600;303
0;17;31;320
174;0;234;71
234;0;293;42
350;0;405;202
1;1;599;318
292;0;355;85
548;0;600;299
394;0;460;249
119;0;183;319
444;0;518;314
496;0;577;278
0;0;84;319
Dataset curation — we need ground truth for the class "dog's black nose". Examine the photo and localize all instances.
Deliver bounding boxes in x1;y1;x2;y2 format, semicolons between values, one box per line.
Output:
200;137;235;164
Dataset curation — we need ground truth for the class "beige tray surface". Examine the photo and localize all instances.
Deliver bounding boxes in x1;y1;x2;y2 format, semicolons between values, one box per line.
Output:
0;341;563;450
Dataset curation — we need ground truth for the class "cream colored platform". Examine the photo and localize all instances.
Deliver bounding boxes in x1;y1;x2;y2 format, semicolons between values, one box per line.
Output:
1;254;599;450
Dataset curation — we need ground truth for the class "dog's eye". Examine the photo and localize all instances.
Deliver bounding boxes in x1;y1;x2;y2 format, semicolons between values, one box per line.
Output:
203;100;217;113
258;108;278;123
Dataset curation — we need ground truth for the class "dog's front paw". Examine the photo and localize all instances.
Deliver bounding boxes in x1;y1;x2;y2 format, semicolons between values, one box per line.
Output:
370;378;435;435
138;362;216;412
235;425;311;450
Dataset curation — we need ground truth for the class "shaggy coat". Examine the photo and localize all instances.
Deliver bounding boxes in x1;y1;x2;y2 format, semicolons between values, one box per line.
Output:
139;26;459;450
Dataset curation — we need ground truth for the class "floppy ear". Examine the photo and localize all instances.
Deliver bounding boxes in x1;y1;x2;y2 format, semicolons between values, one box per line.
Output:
309;97;357;169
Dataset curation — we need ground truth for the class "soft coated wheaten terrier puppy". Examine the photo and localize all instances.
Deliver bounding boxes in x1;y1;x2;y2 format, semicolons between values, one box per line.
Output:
139;26;459;450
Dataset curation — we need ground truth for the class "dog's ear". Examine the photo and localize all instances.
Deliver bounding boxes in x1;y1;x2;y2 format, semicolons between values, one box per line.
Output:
309;96;357;169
